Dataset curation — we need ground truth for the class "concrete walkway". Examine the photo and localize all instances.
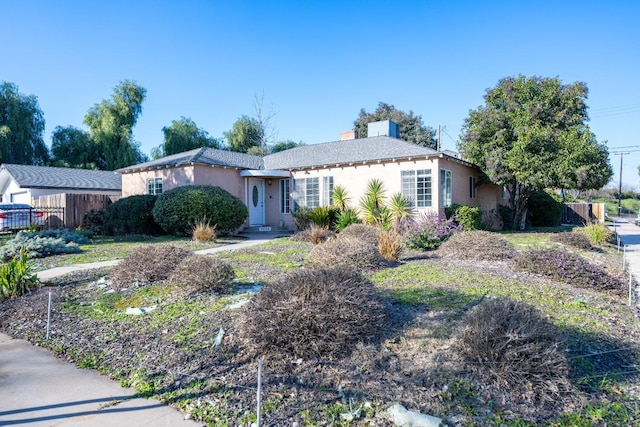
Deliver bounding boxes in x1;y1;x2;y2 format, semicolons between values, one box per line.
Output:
2;233;279;426
37;233;277;281
609;218;640;307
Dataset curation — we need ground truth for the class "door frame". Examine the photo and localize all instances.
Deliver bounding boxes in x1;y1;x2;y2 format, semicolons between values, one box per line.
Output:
248;178;265;226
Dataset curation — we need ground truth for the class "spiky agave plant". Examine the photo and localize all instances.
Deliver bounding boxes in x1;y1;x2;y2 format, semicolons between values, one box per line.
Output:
388;192;413;228
331;185;351;213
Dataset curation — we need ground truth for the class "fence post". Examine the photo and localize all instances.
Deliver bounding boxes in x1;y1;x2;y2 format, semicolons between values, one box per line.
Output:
629;271;633;307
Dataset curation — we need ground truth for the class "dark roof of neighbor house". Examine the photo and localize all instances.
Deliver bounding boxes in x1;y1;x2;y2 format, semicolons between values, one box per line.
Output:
117;147;264;172
0;164;122;191
118;136;446;173
263;136;439;170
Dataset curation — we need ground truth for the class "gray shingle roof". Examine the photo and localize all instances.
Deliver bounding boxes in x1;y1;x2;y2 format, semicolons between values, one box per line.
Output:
117;147;263;172
263;136;438;170
1;164;122;191
116;137;447;174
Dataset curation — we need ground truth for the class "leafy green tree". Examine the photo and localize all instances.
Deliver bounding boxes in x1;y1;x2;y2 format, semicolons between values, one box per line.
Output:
84;80;147;170
50;125;99;169
270;140;303;153
224;115;262;153
459;75;613;230
152;116;220;158
0;82;49;165
354;102;436;149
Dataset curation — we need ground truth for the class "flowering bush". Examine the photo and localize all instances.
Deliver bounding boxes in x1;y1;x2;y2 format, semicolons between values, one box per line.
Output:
399;212;462;250
515;248;623;291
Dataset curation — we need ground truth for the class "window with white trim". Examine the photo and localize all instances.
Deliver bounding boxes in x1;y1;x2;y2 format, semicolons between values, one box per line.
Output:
440;169;452;207
401;169;432;207
323;176;334;206
293;177;320;209
146;177;163;195
280;179;291;214
469;176;477;199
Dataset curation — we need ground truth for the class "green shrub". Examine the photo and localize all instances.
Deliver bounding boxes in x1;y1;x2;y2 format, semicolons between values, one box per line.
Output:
292;206;312;231
515;248;623;291
577;222;612;246
528;190;564;227
240;267;386;358
81;209;105;234
551;232;592;250
0;247;38;299
104;195;163;236
169;255;235;294
445;204;483;231
110;244;193;289
152;186;247;236
439;230;517;260
308;206;340;230
0;230;85;261
456;297;571;406
335;208;361;231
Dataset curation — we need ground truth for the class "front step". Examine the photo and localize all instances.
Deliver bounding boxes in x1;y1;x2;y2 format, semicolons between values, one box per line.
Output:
240;225;294;235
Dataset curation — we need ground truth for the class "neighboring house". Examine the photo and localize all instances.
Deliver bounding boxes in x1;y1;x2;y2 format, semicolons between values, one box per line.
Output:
0;164;122;204
118;121;505;231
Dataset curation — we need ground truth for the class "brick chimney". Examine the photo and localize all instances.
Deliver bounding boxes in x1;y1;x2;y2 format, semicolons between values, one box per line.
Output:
340;130;358;141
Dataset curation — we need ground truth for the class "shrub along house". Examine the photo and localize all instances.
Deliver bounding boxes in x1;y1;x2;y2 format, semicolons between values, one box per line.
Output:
118;121;504;231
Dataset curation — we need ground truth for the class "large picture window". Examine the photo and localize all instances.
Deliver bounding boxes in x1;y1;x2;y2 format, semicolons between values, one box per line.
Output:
293;177;320;209
146;177;162;195
401;169;432;207
440;169;452;207
280;179;291;214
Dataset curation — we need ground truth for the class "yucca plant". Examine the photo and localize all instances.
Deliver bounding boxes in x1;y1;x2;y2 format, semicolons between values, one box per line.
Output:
332;185;351;213
359;179;391;228
0;246;38;299
388;192;413;227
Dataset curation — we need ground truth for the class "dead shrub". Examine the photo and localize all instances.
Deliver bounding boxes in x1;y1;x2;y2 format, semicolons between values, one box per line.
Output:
456;297;572;406
169;255;235;294
438;230;516;260
192;219;217;243
306;236;388;270
110;244;193;289
378;228;403;261
337;223;380;246
290;224;335;244
239;267;386;358
551;231;592;250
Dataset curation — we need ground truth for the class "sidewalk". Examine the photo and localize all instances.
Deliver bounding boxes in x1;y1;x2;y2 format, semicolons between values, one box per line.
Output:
2;233;279;426
609;218;640;306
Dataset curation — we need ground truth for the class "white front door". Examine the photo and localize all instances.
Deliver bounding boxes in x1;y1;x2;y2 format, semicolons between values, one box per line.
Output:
248;178;265;226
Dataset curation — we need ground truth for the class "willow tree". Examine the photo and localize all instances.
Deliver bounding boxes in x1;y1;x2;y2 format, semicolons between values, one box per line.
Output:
459;75;612;230
84;80;147;170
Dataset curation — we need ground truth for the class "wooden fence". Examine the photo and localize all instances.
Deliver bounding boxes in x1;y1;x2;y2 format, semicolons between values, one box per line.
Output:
562;203;606;225
35;193;120;230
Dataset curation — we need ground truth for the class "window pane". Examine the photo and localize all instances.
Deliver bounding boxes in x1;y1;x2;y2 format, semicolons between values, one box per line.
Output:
323;176;334;206
440;169;451;207
417;169;432;207
280;179;291;214
401;170;416;207
306;178;319;209
293;178;305;211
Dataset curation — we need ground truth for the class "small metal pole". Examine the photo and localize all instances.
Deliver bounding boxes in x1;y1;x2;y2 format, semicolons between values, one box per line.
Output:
623;245;627;270
256;358;263;427
629;271;633;307
46;292;52;340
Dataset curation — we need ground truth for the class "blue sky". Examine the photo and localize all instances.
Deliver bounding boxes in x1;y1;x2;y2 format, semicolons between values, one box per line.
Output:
3;1;640;188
